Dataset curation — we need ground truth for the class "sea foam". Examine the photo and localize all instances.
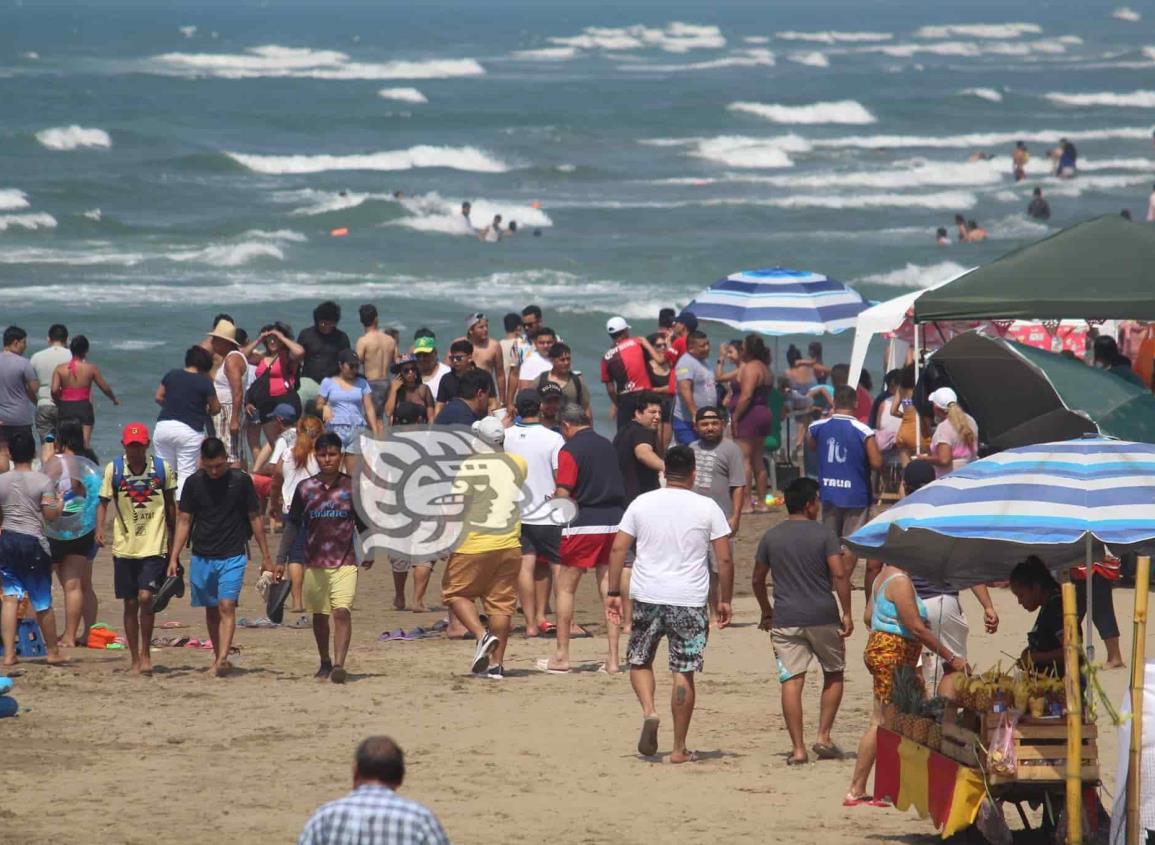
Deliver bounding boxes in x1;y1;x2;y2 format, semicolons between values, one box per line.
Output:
168;241;285;267
1044;90;1155;107
858;261;969;288
914;23;1042;39
960;87;1003;102
728;99;876;124
811;126;1153;149
35;126;112;150
229;145;509;174
392;193;553;236
0;213;57;232
548;22;726;53
689;135;810;168
1111;7;1141;21
0;189;30;211
378;87;428;103
152;46;485;80
775;31;893;44
787;52;830;68
623;49;774;72
510;47;579;61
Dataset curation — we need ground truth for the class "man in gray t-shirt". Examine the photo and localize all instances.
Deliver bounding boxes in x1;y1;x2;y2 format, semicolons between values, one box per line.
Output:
29;324;70;451
752;476;852;765
688;407;745;525
0;327;40;473
672;331;716;445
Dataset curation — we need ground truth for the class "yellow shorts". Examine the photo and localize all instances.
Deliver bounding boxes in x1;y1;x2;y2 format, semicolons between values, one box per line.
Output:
304;565;358;614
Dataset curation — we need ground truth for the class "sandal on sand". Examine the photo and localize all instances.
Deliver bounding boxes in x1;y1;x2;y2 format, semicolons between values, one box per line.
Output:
537;621;557;635
843;793;889;807
811;742;844;760
534;658;569;675
378;629;406;642
637;715;660;756
786;756;809;766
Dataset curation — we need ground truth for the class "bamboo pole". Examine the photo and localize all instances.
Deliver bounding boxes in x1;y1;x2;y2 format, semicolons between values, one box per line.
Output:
1127;555;1150;845
1062;579;1083;845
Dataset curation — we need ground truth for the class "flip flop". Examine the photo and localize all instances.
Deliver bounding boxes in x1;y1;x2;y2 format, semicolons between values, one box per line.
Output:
534;658;569;675
786;756;809;766
431;619;449;632
811;742;844;760
200;640;214;650
537;621;557;635
637;715;660;756
184;639;202;649
378;629;406;642
842;794;890;807
160;621;187;629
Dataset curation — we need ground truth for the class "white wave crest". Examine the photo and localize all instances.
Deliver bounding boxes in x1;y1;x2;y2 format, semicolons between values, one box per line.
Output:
168;241;285;267
720;159;1005;190
277;189;395;216
811;126;1153;149
229;145;509;174
744;36;770;45
1078;157;1155;171
548;22;725;53
510;47;578;61
766;191;975;210
623;48;774;72
35;125;112;150
960;87;1002;102
109;340;166;351
179;25;197;38
858;261;969;289
787;51;829;67
863;38;1070;58
83;209;102;221
1044;90;1155;107
392;192;553;236
242;229;307;242
378;87;427;103
689;135;810;168
0;247;148;266
0;189;30;211
728;99;875;124
775;31;893;44
915;23;1042;39
152;45;485;80
1112;7;1141;21
0;213;57;232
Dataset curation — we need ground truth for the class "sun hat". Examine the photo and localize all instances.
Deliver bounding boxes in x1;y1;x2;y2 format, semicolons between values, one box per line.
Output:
207;319;240;347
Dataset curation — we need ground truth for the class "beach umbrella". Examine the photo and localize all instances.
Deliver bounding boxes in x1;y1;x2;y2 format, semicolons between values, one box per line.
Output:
929;332;1155;450
684;267;870;336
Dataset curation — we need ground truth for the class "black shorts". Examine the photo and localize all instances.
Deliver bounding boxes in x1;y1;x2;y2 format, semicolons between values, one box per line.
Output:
57;399;95;426
114;555;167;599
257;391;301;424
520;523;562;564
0;424;33;447
49;530;96;563
658;397;673;423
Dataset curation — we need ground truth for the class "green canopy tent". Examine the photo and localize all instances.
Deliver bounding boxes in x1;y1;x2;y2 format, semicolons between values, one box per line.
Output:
929;331;1155;450
915;215;1155;322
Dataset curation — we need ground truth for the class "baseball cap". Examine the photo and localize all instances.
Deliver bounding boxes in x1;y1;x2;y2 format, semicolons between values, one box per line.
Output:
903;459;937;494
413;336;437;354
337;349;360;367
606;316;630;335
537;381;563;400
271;403;298;423
465;312;485;330
391;353;418;374
675;310;699;332
928;386;958;410
695;406;724;423
121;422;150;446
472;415;506;446
515;389;542;418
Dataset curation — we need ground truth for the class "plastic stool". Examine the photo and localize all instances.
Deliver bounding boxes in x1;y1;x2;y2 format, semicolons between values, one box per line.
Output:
0;696;17;717
0;619;47;659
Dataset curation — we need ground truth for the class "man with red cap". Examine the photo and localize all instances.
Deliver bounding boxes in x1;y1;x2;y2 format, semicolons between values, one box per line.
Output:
96;422;177;675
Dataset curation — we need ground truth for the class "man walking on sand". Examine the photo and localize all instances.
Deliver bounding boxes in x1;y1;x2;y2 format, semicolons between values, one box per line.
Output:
753;477;852;765
168;437;274;677
96;422;177;676
355;304;397;423
606;445;733;763
539;404;626;673
463;313;509;410
0;326;40;474
279;432;372;684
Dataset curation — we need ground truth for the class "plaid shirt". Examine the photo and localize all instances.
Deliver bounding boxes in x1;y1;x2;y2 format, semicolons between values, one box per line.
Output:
299;784;450;845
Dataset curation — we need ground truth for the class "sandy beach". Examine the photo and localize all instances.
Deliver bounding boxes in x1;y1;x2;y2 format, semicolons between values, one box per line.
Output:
1;509;1147;845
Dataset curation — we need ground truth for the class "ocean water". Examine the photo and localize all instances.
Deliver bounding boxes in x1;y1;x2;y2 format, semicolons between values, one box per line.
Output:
3;0;1154;457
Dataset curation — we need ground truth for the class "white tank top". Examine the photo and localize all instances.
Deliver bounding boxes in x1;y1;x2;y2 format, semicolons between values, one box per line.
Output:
214;349;248;402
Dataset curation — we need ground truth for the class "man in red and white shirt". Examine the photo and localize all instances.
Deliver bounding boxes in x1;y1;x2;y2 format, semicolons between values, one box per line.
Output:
600;317;663;431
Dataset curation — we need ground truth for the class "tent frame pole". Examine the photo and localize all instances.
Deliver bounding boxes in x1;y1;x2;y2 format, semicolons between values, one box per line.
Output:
1127;555;1150;845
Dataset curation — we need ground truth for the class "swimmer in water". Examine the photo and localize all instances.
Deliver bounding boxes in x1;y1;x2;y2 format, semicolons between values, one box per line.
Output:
461;201;473;228
1012;141;1029;182
965;219;988;242
954;214;969;242
479;214;503;243
936;227;950;246
507;220;518;235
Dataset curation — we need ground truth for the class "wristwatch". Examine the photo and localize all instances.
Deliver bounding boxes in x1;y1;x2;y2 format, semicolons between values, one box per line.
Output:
607;590;621;598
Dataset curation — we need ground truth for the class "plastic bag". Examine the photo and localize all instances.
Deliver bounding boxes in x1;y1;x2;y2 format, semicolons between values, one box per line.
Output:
987;710;1018;777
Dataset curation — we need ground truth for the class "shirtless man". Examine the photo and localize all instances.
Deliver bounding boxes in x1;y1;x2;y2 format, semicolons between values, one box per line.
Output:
356;304;397;423
462;313;508;410
499;313;523;397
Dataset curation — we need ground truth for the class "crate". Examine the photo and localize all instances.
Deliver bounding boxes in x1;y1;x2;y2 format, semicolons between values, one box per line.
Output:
938;710;1099;784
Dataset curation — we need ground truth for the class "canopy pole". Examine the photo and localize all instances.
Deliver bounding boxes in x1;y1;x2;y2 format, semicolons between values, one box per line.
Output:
1085;536;1095;664
1127;555;1150;845
1062;577;1083;845
913;322;922;455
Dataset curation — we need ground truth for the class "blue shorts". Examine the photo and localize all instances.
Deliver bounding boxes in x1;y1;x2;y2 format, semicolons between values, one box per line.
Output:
0;531;54;612
283;510;306;563
672;417;698;446
189;554;248;608
326;423;364;456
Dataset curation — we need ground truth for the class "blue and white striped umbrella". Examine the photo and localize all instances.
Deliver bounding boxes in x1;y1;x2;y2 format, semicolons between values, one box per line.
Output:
685;267;870;336
845;437;1155;589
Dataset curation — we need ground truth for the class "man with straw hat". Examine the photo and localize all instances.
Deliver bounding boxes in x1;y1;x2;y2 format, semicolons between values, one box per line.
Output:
206;318;248;468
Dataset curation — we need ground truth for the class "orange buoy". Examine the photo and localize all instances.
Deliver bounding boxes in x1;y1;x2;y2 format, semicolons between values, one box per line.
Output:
530;201;541;209
330;227;349;237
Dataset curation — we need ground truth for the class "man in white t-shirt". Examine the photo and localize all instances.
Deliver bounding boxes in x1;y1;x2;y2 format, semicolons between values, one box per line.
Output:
516;327;557;390
504;390;564;637
606;445;733;764
29;323;71;461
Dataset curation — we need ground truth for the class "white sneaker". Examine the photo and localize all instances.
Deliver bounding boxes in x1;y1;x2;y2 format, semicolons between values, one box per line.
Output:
470;632;499;673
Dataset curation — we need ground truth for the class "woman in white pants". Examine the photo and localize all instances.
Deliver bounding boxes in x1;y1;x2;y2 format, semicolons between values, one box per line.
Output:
154;345;220;500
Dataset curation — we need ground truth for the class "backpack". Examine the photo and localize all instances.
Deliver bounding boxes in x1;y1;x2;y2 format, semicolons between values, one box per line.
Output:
110;454;168;531
536;371;584;404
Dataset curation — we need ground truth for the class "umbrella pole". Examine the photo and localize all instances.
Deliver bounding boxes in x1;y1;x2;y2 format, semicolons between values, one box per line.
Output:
1062;577;1084;845
1126;555;1150;845
913;323;922;455
1086;535;1096;664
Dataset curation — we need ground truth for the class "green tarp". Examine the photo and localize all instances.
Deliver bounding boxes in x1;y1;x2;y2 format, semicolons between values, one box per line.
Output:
915;215;1155;322
929;332;1155;449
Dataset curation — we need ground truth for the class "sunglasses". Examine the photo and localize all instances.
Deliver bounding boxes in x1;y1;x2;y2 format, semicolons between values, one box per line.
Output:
448;354;467;361
400;366;417;374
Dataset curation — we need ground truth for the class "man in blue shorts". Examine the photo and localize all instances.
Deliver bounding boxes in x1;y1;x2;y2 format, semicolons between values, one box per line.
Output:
168;437;273;677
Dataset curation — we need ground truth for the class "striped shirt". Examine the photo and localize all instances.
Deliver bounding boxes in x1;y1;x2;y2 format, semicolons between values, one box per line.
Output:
299;784;450;845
